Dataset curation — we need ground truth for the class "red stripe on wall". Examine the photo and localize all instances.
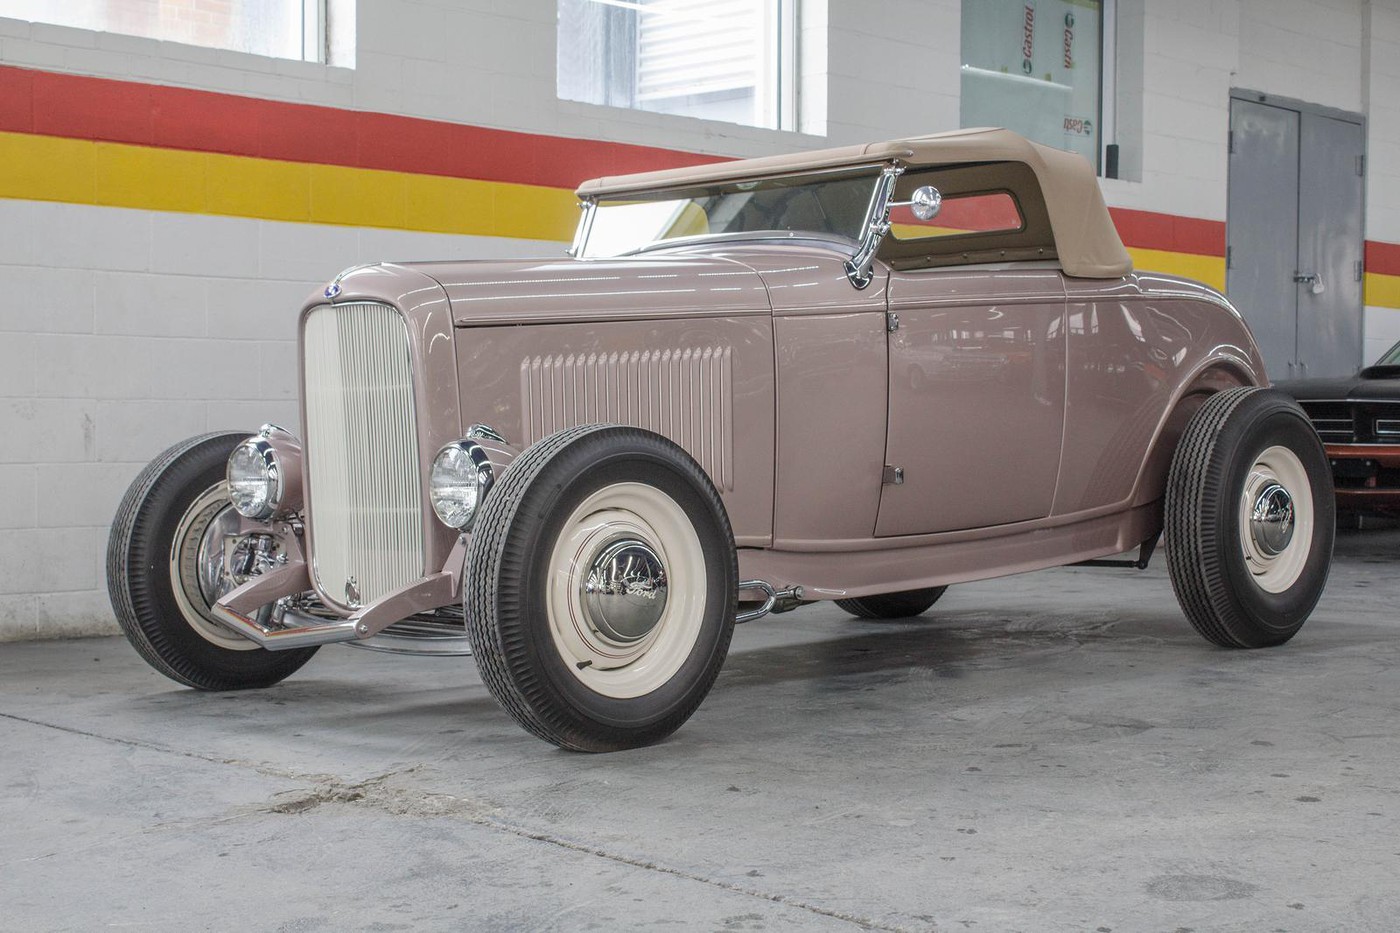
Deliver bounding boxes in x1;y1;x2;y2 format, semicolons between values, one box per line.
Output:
1366;239;1400;277
0;64;34;130
0;64;726;190
0;64;1294;263
1108;207;1226;257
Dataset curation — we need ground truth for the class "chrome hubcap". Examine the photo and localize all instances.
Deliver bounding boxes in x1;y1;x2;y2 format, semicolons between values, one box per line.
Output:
581;538;669;644
170;482;260;651
1249;483;1295;556
1237;445;1314;594
195;505;245;606
547;482;706;699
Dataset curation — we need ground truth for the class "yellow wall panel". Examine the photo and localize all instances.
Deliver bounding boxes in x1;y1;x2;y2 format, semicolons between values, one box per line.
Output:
206;155;312;224
403;173;495;236
1365;272;1400;309
494;181;581;242
93;142;206;213
1125;247;1227;291
309;163;409;230
0;131;96;204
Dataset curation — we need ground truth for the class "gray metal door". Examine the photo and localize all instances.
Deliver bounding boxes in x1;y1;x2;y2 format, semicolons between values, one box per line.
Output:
1227;98;1299;379
1296;114;1365;378
1227;95;1365;380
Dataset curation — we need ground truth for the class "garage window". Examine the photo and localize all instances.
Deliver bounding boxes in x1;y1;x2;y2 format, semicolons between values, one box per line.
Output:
558;0;800;131
960;0;1111;172
0;0;344;63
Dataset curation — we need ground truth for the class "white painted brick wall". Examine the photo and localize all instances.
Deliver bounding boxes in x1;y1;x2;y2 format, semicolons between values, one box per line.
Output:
0;198;557;641
1;0;1399;639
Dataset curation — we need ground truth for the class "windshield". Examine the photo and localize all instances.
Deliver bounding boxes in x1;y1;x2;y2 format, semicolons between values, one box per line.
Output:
1380;340;1400;366
579;169;880;258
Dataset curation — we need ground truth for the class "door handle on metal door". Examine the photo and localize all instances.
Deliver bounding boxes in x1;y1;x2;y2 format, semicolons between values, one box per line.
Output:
1294;272;1325;294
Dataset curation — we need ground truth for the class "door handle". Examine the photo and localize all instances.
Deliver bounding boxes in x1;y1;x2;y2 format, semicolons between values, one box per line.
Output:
1294;272;1325;294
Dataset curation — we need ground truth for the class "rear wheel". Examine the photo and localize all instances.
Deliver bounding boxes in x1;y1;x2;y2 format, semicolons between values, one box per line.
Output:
835;587;948;620
107;433;318;689
1165;387;1334;648
465;425;737;752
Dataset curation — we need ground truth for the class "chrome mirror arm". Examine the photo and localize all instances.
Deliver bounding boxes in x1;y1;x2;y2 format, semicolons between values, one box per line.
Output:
844;164;904;289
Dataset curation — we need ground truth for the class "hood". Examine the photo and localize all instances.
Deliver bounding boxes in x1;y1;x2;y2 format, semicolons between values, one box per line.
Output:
398;256;772;327
1359;363;1400;381
1276;368;1400;400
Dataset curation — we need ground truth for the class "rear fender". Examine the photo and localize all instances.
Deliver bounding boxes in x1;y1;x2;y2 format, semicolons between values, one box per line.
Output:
1130;359;1259;507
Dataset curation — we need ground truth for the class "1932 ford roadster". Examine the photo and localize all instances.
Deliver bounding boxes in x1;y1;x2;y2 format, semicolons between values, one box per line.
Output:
108;128;1335;751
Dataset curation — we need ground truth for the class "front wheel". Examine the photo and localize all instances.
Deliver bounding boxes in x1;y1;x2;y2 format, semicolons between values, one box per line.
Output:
1165;387;1334;648
465;425;738;752
107;432;319;689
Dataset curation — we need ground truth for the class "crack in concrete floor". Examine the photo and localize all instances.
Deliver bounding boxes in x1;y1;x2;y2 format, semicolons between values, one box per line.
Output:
1;709;914;932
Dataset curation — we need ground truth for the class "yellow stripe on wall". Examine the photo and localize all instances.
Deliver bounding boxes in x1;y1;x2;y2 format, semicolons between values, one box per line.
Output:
6;128;1376;306
0;130;580;241
1364;271;1400;309
1125;247;1227;292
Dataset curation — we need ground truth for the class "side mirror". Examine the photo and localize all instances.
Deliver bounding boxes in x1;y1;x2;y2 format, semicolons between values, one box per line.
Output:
894;186;942;221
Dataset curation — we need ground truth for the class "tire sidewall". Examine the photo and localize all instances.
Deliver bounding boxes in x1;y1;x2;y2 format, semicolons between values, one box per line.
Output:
494;434;736;737
1211;398;1335;637
112;433;316;686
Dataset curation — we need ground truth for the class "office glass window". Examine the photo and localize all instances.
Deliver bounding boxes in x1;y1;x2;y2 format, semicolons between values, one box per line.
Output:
558;0;798;131
960;0;1105;167
0;0;329;62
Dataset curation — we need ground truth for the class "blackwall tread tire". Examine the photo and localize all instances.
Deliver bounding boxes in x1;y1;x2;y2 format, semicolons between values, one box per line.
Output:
107;432;318;690
464;425;738;752
835;587;948;620
1164;387;1334;648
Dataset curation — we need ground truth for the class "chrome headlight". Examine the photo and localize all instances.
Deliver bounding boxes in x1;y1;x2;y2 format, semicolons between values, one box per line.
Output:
227;437;282;520
430;440;495;530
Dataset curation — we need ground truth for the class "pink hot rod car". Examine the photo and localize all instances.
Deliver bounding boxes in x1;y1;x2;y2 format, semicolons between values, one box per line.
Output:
109;128;1334;751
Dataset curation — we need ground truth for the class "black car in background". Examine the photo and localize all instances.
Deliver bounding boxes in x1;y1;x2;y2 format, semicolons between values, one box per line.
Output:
1278;339;1400;519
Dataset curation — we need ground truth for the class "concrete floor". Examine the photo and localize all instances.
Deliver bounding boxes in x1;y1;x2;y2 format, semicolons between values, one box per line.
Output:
3;528;1399;932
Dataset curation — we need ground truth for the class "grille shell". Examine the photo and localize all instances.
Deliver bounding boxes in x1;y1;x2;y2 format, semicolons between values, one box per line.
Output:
302;302;426;610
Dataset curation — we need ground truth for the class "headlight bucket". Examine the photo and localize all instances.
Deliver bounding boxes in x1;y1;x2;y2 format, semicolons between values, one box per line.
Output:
226;424;302;521
227;437;282;520
430;439;496;530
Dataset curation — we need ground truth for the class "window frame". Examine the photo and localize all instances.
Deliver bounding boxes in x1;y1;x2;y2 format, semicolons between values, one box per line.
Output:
0;0;332;64
958;0;1115;176
556;0;804;133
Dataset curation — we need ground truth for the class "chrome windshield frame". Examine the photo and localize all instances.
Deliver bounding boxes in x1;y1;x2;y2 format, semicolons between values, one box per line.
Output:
843;162;904;289
567;198;596;257
573;163;890;260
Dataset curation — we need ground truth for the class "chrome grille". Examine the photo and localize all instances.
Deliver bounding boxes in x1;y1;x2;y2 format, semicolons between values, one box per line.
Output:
303;302;424;608
1298;401;1356;443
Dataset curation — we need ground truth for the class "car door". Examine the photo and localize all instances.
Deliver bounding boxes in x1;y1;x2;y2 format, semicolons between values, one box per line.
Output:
875;267;1068;536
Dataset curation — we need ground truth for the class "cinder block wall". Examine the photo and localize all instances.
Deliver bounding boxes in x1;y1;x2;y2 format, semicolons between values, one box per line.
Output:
1;0;1398;640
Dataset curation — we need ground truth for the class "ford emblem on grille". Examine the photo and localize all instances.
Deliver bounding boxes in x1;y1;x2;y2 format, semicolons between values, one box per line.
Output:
324;282;341;299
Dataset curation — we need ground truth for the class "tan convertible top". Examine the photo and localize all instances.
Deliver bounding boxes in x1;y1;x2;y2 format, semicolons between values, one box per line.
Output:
576;127;1132;279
